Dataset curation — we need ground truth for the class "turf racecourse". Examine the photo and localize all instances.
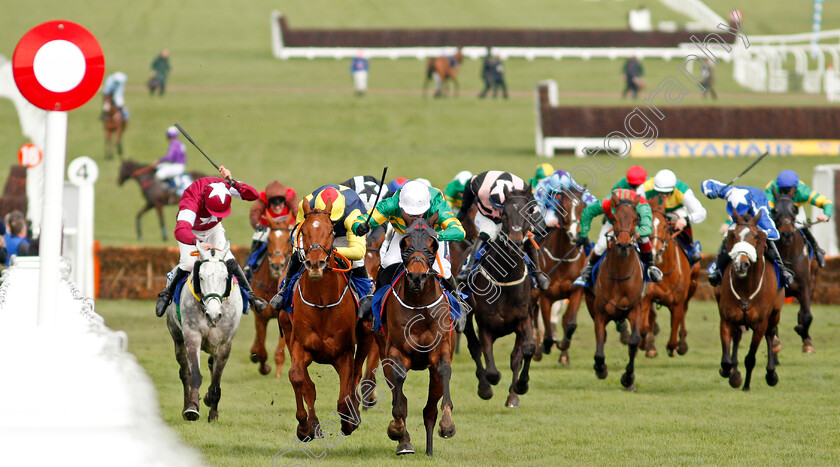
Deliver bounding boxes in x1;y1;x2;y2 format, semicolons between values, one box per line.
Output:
99;299;840;465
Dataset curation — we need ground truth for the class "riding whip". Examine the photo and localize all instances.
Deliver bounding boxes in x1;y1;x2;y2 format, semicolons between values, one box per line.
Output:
364;166;389;225
723;151;769;188
174;123;220;171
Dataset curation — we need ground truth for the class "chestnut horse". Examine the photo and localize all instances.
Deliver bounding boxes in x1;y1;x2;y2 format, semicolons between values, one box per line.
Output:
287;200;361;440
423;49;463;98
102;94;126;160
118;159;206;240
714;211;784;391
248;217;293;377
584;193;645;390
639;197;700;358
534;186;587;365
379;215;456;456
357;226;388;409
771;193;818;353
463;187;536;408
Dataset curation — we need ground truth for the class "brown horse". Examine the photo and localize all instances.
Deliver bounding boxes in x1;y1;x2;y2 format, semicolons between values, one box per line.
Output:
357;226;387;409
380;215;455;456
534;186;587;365
248;216;293;377
102;94;126;160
584;193;645;390
463;187;536;408
118;159;206;240
714;211;784;391
771;193;818;353
287;200;360;440
639;197;700;358
424;49;463;98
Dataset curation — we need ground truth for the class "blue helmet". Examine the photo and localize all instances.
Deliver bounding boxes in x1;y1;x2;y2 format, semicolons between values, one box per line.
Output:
776;170;799;188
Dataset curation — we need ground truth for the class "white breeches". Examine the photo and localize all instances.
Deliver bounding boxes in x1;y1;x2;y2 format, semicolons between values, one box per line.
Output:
155;162;185;180
593;222;613;256
353;71;368;91
474;211;502;241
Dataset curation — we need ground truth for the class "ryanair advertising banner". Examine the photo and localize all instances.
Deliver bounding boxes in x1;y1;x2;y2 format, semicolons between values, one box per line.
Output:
629;139;840;158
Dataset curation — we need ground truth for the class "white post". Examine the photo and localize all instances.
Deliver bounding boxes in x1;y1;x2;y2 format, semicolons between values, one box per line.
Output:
38;110;68;325
68;157;98;298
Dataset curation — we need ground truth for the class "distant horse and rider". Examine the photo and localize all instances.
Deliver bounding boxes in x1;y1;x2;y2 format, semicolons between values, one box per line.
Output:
102;94;126;160
424;48;463;98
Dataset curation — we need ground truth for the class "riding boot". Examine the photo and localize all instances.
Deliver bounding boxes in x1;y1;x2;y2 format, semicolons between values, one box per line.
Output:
242;239;263;280
377;263;402;290
767;241;794;287
270;254;303;311
524;237;551;290
708;238;729;287
226;258;266;314
440;276;467;332
351;266;374;321
640;250;663;282
155;266;189;317
801;227;826;268
457;233;488;281
575;252;601;286
679;227;702;264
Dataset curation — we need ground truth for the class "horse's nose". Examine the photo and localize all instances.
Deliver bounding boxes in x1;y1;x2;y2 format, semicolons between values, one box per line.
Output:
205;311;219;327
317;260;327;270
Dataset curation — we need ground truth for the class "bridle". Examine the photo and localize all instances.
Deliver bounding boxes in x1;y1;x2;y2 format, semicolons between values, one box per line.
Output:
300;209;336;267
188;249;232;313
294;210;352;309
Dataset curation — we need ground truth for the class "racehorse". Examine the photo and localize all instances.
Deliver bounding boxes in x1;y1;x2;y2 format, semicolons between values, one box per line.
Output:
165;241;242;421
248;217;293;377
534;186;587;365
771;192;818;353
714;211;784;391
463;186;536;408
584;192;645;390
117;158;206;240
287;199;361;440
379;215;456;456
102;94;126;160
357;226;388;409
423;49;463;98
639;197;700;358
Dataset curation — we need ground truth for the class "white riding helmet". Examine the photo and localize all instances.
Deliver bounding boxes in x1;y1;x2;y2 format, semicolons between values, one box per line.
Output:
399;180;431;216
653;169;677;193
113;71;127;82
166;126;179;138
455;170;473;185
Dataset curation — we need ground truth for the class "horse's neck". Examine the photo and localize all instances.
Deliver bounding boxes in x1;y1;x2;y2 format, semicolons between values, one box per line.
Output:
485;240;526;277
604;245;640;272
547;227;573;254
399;276;441;307
300;269;344;303
778;229;805;259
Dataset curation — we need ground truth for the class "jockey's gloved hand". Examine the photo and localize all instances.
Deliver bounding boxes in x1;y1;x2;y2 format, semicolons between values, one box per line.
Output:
255;224;267;232
575;235;588;248
356;222;371;236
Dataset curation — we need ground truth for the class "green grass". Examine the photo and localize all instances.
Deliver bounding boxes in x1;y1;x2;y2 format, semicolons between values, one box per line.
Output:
99;298;840;465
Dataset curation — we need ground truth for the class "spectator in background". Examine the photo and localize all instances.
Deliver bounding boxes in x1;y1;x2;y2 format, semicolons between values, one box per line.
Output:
350;50;369;96
622;57;644;99
701;58;717;100
478;49;496;98
149;49;171;96
4;210;30;266
492;56;508;99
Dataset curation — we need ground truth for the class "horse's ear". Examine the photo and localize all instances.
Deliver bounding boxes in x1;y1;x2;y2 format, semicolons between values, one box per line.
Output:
610;191;620;206
302;199;311;215
324;198;334;214
429;212;439;228
399;234;410;252
503;184;511;198
752;209;763;225
772;186;779;200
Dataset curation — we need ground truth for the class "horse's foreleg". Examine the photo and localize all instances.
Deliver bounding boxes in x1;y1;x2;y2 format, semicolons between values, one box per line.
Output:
538;295;556;354
182;332;203;421
204;341;231;422
505;330;524;409
463;314;491;399
436;353;455;441
511;314;536;405
621;307;641;391
288;343;315;441
678;295;691;355
135;204;153;240
795;288;815;353
274;331;287;379
172;339;190;413
333;352;360;436
638;295;655;357
559;289;584;364
423;368;443;456
667;303;683;357
727;324;744;388
452;78;460;98
250;312;270;375
742;322;766;392
479;326;500;387
385;354;413;455
719;319;733;378
593;312;608;379
104;132;112;160
764;323;779;387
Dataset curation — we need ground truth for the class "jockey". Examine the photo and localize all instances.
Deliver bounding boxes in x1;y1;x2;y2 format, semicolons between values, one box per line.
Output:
154;126;188;194
386;177;409;197
765;169;833;267
456;171;551;290
574;189;663;285
243;181;298;278
611;165;647;192
340;174;391;244
639;169;707;263
527;163;555;188
269;185;373;314
444;170;473;215
352;179;465;313
155;166;267;317
102;71;129;121
533;169;598;231
701;179;793;287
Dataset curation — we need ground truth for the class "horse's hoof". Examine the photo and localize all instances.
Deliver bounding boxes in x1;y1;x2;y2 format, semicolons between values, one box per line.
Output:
249;353;259;363
559;338;571;352
729;371;742;388
438;422;456;439
719;366;732;378
594;363;608;379
297;425;313;442
258;364;271;376
542;337;554;355
742;385;751;392
620;372;635;389
182;407;200;421
558;351;569;366
667;346;676;357
677;341;689;355
532;352;543;362
477;382;493;400
207;410;218;422
645;348;658;358
485;369;501;386
505;394;520;408
766;370;779;387
624;383;637;392
513;380;529;395
803;345;815;354
396;442;415;455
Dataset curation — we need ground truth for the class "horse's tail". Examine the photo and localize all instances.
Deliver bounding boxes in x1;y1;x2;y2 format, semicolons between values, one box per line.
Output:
426;58;436;80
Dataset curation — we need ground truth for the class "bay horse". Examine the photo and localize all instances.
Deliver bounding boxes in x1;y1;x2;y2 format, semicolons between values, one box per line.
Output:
287;199;361;440
102;94;126;160
248;216;293;377
117;158;206;240
357;226;388;409
534;186;587;366
771;192;818;353
714;211;784;391
463;186;536;408
165;241;242;421
639;197;700;358
379;215;456;456
584;192;645;390
423;49;463;98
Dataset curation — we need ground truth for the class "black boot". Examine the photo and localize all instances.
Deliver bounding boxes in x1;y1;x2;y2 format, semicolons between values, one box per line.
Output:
227;258;266;314
576;253;601;286
767;241;794;287
270;254;302;311
351;266;374;321
525;237;551;290
457;233;487;281
802;227;826;268
708;239;729;287
640;250;663;282
156;267;189;317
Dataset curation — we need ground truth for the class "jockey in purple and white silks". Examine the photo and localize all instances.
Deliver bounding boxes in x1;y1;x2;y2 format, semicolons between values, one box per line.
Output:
155;126;189;194
701;179;792;287
533;169;598;230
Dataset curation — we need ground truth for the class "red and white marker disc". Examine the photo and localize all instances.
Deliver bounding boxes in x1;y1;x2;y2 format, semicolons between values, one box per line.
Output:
17;143;43;168
12;20;104;111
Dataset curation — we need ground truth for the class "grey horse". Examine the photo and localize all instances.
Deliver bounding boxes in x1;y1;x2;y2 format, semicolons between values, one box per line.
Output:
166;240;243;421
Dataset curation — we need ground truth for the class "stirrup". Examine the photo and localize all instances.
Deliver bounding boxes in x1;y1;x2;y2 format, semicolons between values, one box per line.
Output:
708;270;722;287
155;291;171;317
357;296;373;321
647;266;663;283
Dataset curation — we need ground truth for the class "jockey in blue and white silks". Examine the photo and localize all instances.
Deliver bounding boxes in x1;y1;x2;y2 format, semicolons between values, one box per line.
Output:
533;169;598;229
700;179;792;287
